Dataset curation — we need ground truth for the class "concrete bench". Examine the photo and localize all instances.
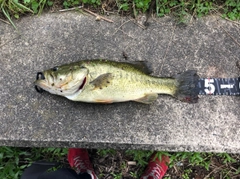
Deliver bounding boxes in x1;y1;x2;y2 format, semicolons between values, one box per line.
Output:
0;12;239;153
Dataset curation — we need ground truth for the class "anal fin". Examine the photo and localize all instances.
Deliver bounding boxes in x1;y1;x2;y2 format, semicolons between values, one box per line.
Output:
94;99;113;103
133;93;158;104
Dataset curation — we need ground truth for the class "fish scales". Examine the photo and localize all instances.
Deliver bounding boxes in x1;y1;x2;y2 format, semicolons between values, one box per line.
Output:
79;61;177;102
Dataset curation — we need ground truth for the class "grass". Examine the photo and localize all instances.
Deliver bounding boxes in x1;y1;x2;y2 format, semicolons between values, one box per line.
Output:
156;0;240;22
1;146;239;179
0;0;239;29
0;147;68;179
95;149;240;178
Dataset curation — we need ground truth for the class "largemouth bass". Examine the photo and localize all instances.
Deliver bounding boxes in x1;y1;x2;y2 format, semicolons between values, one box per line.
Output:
35;60;199;104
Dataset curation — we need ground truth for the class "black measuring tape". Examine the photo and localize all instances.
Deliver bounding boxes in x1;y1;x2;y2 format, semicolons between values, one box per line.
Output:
198;77;240;95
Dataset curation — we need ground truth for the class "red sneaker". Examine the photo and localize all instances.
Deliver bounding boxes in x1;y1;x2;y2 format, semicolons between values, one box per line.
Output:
67;148;98;179
140;152;169;179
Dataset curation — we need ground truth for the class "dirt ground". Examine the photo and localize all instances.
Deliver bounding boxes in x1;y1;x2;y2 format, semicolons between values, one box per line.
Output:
88;150;240;179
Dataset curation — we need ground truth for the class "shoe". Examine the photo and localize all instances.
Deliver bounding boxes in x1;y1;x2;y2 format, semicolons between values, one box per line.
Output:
67;148;98;179
140;152;169;179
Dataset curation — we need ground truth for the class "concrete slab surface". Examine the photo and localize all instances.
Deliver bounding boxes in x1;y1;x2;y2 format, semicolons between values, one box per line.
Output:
0;12;240;153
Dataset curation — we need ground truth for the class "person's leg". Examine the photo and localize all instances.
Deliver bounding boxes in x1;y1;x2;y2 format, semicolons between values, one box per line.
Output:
38;168;79;179
21;161;59;179
140;153;169;179
21;161;92;179
21;161;79;179
68;148;98;179
21;148;97;179
39;169;93;179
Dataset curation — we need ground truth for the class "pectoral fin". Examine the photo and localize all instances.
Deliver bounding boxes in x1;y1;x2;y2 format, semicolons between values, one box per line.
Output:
134;93;158;104
90;73;113;90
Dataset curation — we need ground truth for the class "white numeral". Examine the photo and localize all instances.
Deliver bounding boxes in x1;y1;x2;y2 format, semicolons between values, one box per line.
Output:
204;79;215;94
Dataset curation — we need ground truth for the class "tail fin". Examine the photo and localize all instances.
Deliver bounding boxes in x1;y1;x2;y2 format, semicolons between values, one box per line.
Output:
174;70;199;103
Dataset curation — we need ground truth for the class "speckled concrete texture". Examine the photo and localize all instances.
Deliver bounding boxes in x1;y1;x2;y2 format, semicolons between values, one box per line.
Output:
0;13;240;153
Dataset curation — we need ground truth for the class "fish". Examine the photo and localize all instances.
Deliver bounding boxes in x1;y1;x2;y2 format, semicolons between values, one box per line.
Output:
34;59;199;104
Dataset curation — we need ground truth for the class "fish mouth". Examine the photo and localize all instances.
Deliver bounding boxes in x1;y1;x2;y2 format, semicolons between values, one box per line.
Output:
35;72;45;93
76;77;87;93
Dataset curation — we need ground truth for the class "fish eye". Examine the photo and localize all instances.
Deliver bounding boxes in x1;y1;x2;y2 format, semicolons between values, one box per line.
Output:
52;66;58;71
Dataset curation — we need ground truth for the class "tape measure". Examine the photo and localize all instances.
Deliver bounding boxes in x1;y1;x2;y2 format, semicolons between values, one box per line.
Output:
198;77;240;95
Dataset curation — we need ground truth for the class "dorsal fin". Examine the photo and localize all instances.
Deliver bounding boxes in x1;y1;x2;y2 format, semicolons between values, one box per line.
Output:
128;61;153;74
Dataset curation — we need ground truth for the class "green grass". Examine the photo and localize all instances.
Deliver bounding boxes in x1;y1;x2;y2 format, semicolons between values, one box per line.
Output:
156;0;240;23
0;0;239;29
0;146;239;178
0;147;68;179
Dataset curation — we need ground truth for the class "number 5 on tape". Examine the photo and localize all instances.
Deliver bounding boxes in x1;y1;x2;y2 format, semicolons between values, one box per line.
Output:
204;79;215;94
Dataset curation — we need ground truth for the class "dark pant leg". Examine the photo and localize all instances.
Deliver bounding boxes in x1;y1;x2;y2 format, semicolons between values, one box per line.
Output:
21;162;60;179
39;169;92;179
21;161;91;179
38;168;79;179
78;173;92;179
